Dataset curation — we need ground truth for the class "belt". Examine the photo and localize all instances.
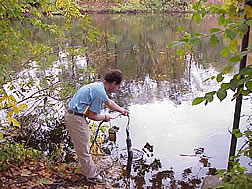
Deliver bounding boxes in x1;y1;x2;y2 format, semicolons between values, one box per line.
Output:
67;109;86;118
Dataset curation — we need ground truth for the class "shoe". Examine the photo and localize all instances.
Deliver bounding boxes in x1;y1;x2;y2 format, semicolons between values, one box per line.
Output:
87;174;106;185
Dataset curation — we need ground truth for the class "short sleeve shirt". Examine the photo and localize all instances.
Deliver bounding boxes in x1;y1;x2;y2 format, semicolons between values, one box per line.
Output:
68;82;109;114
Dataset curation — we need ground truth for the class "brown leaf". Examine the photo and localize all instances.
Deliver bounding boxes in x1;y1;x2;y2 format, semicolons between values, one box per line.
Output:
20;169;32;177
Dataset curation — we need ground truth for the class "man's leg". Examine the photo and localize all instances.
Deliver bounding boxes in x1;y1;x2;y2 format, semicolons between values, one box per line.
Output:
64;112;96;178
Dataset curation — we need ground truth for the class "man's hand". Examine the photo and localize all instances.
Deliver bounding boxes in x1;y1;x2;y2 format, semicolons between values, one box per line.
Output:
120;109;130;116
104;114;111;122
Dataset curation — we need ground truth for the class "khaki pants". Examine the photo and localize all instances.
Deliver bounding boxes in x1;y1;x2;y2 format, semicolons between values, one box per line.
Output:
64;112;96;178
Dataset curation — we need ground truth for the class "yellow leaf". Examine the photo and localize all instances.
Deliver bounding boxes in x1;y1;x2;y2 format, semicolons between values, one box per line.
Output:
13;106;20;114
7;100;12;108
12;118;21;128
20;104;27;111
245;5;252;19
0;132;3;140
225;0;232;5
7;111;13;117
8;117;13;124
7;95;17;107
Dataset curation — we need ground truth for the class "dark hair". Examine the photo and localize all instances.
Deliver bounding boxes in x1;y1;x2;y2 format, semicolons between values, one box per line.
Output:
104;69;123;84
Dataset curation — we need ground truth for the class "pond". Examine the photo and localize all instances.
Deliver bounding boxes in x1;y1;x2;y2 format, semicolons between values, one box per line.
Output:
16;13;251;188
89;13;251;187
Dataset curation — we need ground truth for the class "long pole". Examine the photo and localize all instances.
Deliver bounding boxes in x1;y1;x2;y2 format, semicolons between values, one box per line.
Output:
227;3;250;170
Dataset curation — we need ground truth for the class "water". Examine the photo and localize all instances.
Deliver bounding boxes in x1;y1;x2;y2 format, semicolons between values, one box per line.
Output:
87;13;251;187
12;13;251;188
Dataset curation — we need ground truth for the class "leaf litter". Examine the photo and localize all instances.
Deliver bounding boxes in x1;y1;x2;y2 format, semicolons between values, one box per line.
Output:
0;155;123;188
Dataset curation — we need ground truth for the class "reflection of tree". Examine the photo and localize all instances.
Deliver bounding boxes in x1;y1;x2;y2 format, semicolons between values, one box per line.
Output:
111;146;208;189
91;14;225;81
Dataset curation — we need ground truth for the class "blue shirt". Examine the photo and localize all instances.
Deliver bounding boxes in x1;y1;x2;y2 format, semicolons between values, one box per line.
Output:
68;82;109;114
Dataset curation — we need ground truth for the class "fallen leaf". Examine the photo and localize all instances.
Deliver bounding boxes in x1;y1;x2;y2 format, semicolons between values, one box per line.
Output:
40;178;53;185
20;169;31;177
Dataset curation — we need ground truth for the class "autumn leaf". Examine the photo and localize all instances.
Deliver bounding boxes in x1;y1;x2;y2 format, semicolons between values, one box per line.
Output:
20;169;32;177
0;132;3;140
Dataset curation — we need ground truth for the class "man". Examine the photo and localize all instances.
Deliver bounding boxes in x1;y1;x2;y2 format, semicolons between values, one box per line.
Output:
64;69;129;185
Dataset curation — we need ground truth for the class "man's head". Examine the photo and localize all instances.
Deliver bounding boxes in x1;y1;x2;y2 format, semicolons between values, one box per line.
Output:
104;69;123;93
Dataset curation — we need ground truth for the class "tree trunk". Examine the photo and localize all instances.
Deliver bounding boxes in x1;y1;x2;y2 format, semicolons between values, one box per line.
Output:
227;3;250;170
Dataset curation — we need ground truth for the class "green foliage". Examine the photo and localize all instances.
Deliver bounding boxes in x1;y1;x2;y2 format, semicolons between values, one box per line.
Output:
0;142;43;171
109;0;189;13
192;66;252;105
168;1;252;105
213;128;252;189
168;0;252;61
0;0;100;142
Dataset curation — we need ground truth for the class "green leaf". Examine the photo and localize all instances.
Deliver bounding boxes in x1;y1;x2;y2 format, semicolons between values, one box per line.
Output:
238;24;249;34
210;35;220;48
245;81;252;90
184;32;192;39
189;37;200;45
218;14;225;26
245;20;252;26
241;90;250;96
209;7;215;13
233;132;242;138
230;77;239;91
239;66;252;75
205;93;214;102
233;129;243;138
217;73;224;82
201;8;206;17
211;28;221;33
225;29;236;40
177;25;184;32
194;32;205;37
217;169;226;174
229;55;241;62
237;166;246;173
192;13;201;23
203;76;215;82
221;83;230;90
167;42;173;48
40;178;53;185
217;88;227;101
224;65;234;73
177;49;184;55
237;78;246;86
206;91;216;96
192;2;202;9
192;97;205;105
220;48;230;57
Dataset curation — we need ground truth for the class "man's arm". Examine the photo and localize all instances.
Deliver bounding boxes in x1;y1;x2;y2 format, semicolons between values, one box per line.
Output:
87;110;107;121
104;100;129;116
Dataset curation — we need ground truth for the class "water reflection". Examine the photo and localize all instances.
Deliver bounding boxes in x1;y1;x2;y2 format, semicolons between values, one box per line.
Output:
108;143;210;188
91;14;226;81
12;13;252;188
